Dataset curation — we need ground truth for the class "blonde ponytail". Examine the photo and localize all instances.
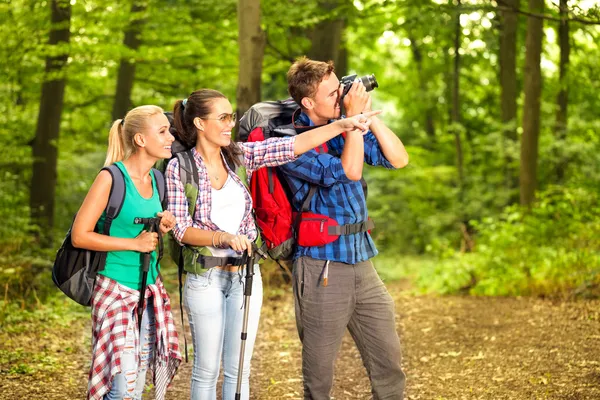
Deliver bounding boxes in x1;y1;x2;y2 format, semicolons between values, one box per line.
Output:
104;120;125;166
103;105;164;166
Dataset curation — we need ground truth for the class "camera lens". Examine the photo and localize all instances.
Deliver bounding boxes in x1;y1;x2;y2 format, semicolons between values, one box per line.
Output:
360;74;378;92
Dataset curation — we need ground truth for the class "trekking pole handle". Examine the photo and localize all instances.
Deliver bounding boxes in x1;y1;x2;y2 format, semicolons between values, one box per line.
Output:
134;217;162;271
243;250;255;297
134;217;157;226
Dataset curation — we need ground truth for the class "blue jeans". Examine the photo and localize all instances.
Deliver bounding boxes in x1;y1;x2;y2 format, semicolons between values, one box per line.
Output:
105;301;156;400
183;266;263;400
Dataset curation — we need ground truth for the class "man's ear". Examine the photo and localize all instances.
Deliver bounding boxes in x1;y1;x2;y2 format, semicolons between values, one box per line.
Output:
193;117;204;131
134;132;146;147
301;97;314;110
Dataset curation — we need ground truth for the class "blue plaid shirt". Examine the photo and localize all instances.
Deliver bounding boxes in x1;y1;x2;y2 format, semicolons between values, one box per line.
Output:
278;112;397;264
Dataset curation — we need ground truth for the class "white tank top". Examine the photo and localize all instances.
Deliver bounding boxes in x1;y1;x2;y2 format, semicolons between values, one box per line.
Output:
207;174;246;258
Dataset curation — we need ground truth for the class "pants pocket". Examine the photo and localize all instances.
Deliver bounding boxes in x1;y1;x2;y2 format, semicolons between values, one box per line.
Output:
186;272;210;290
293;258;307;299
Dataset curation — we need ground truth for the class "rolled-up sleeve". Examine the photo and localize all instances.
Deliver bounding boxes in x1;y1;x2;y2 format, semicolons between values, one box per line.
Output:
363;132;396;169
165;158;193;244
241;136;297;171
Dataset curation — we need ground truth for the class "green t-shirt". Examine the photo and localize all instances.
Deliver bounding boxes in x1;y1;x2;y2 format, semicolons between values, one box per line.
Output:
97;161;161;290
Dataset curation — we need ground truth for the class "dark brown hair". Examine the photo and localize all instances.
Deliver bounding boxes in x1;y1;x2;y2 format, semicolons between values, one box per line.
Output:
287;56;335;107
173;89;242;169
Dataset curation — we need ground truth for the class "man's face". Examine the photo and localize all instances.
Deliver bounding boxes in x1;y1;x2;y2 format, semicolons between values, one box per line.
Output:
306;72;342;124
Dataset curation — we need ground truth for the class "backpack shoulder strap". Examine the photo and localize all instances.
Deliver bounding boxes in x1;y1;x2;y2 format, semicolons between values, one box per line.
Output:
176;150;198;187
151;168;166;208
101;164;126;235
176;149;200;216
292;185;318;237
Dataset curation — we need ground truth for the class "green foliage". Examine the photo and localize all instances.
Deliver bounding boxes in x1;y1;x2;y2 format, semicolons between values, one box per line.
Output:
408;187;600;297
0;293;89;376
0;0;599;303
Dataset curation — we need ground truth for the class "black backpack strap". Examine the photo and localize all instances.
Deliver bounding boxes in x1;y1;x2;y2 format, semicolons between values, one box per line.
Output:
96;164;126;276
328;219;375;235
300;185;318;213
149;168;166;262
152;168;167;209
292;185;318;237
192;255;246;269
174;150;198;364
102;164;126;229
178;248;188;362
267;168;275;194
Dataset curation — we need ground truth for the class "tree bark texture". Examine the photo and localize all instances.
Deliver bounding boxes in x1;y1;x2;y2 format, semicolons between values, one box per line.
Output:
410;36;436;141
498;0;520;190
111;1;147;122
308;0;346;75
452;0;464;188
554;0;570;182
519;0;544;206
236;0;265;135
30;0;71;244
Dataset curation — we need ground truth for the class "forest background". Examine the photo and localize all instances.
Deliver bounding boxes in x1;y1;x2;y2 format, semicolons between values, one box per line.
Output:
0;0;599;394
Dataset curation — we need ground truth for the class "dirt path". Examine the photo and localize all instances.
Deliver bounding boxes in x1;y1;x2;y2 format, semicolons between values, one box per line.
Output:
1;282;600;399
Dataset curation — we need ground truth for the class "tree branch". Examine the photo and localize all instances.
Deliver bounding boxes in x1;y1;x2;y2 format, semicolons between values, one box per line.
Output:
496;0;600;25
66;95;113;111
265;33;296;63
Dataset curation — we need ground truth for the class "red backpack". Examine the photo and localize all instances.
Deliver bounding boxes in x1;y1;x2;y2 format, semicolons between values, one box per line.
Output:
238;99;374;262
239;99;312;260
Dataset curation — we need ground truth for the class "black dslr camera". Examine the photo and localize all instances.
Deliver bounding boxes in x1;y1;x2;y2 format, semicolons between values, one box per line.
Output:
340;74;379;98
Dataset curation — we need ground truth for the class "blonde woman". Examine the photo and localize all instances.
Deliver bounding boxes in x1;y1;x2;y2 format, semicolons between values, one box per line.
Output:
71;105;181;399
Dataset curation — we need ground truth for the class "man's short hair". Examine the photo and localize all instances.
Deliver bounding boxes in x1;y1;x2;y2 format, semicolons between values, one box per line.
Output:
287;56;335;107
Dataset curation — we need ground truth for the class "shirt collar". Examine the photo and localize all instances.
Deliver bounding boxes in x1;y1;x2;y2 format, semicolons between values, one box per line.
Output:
298;111;315;127
297;111;342;127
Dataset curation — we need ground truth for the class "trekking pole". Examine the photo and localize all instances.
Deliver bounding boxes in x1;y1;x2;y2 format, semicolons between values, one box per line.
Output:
235;248;256;400
133;217;161;332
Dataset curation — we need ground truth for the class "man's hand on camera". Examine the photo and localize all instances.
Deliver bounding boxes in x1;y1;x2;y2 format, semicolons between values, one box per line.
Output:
343;80;371;117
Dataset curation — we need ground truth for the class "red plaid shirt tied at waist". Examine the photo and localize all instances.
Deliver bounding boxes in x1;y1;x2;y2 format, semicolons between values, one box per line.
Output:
88;275;181;400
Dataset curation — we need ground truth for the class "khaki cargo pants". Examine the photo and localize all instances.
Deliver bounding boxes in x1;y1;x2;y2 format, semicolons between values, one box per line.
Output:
292;256;406;400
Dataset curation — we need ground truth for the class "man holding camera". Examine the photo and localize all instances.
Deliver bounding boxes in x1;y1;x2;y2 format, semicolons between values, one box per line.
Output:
278;56;408;399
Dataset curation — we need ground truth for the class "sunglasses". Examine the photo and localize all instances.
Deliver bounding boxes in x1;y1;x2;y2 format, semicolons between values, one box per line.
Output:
202;113;237;124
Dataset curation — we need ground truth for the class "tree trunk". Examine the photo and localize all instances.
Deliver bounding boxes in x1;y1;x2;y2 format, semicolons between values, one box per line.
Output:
410;36;436;141
554;0;569;182
499;0;519;191
452;0;473;251
308;0;345;72
452;0;464;188
111;1;147;122
236;0;265;135
336;41;348;79
30;0;71;245
519;0;544;206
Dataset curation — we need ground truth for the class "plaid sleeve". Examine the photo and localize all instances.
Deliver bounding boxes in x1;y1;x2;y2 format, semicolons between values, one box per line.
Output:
241;136;297;171
363;132;396;169
277;150;352;187
165;158;193;244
